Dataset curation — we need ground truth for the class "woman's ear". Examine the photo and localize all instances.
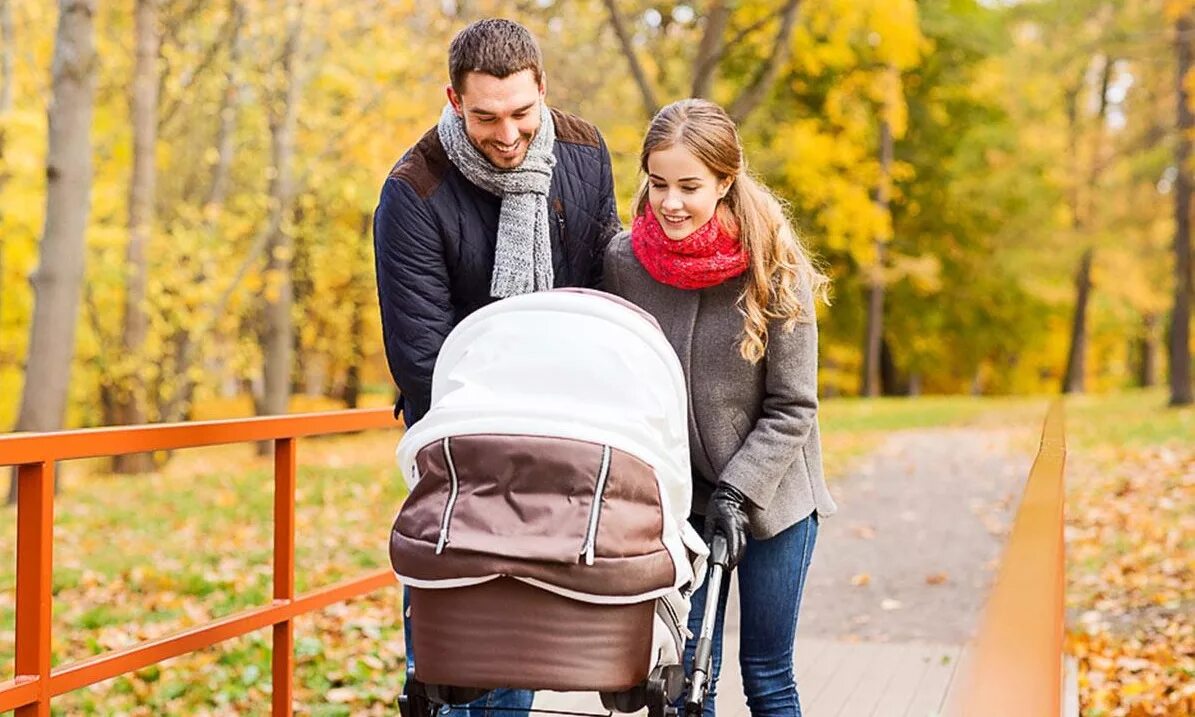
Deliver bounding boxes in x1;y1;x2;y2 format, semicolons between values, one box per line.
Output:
718;176;734;199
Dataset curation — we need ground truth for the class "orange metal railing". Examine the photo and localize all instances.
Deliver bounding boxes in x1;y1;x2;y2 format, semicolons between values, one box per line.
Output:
948;401;1068;715
0;408;400;716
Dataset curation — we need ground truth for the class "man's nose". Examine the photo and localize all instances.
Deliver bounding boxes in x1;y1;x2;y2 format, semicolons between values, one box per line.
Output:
495;121;520;145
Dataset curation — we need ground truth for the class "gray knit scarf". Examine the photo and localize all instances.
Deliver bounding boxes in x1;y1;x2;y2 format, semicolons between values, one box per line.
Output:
437;103;557;298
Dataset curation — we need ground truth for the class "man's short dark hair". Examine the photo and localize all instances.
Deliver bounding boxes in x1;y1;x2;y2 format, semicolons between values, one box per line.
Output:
448;18;544;94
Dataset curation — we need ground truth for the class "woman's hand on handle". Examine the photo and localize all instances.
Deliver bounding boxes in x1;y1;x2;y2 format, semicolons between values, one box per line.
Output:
704;483;750;569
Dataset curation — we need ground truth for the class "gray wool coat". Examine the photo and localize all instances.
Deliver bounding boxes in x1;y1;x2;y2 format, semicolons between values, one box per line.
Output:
603;231;837;539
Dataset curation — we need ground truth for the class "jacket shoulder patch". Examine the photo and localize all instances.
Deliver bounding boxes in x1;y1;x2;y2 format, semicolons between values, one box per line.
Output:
390;127;450;200
551;108;600;149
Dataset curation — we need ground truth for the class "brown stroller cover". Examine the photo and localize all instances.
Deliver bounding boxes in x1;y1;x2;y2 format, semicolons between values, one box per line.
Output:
391;290;707;697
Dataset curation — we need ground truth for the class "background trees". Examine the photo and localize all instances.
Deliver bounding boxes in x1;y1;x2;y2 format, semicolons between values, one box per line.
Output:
0;0;1191;442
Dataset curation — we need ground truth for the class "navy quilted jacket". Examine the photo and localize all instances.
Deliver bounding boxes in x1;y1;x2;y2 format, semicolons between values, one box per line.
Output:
373;108;621;426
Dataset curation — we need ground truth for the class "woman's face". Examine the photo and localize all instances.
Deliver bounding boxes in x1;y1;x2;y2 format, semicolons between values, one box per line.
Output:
646;144;732;241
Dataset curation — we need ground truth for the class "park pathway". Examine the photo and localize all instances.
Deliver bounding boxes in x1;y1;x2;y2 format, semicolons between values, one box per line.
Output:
537;423;1035;717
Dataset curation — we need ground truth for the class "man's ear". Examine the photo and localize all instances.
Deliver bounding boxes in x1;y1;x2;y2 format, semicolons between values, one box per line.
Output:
539;73;547;99
447;84;464;115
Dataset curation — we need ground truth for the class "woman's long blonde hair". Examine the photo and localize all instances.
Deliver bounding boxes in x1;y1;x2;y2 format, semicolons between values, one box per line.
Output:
634;98;830;363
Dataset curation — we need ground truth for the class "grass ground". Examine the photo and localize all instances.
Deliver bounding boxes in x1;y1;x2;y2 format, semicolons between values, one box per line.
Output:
0;390;1188;713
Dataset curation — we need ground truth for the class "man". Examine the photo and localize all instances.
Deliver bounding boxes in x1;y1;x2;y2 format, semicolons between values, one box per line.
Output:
373;18;620;717
374;17;620;429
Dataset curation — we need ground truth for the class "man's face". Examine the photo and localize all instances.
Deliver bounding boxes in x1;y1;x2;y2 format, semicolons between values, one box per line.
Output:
447;69;545;170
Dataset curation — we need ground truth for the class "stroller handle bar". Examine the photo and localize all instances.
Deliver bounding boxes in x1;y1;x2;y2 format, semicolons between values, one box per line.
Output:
684;533;730;717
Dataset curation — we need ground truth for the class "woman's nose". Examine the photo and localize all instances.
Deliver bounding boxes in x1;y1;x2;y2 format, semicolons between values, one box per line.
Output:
661;193;684;210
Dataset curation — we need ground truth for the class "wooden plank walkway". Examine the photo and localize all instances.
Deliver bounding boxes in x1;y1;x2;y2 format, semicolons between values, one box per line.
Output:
534;638;965;717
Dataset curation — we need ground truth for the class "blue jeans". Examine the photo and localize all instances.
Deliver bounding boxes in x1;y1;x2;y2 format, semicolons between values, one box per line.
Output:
682;512;818;717
403;586;535;717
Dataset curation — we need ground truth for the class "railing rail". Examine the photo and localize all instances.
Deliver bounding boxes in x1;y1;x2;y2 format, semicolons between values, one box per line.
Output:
948;401;1068;715
0;408;400;716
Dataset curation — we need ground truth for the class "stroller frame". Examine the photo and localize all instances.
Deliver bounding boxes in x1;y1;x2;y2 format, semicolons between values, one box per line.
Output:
398;536;730;717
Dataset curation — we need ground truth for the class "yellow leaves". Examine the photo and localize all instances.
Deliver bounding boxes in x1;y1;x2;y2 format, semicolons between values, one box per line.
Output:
794;0;925;73
1163;0;1195;22
889;253;942;293
1067;445;1195;716
867;0;927;70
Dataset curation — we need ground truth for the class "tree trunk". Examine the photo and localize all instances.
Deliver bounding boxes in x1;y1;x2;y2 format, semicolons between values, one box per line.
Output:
0;0;11;115
8;0;97;504
254;0;303;453
342;212;370;410
879;336;906;396
1138;313;1158;388
1172;13;1194;406
112;0;159;474
1060;56;1110;395
862;116;892;398
1061;247;1093;394
0;0;11;357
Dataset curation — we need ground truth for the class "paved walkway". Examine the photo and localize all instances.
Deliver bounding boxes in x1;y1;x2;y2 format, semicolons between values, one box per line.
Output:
538;426;1034;716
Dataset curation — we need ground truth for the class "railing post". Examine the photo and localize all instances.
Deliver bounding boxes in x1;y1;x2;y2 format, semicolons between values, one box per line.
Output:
272;438;296;716
15;462;54;717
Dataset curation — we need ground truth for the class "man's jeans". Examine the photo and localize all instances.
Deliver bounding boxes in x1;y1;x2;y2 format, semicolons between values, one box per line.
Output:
682;512;819;717
403;587;535;717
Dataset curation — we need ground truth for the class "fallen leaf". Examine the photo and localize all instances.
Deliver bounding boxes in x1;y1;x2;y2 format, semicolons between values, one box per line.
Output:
849;522;877;540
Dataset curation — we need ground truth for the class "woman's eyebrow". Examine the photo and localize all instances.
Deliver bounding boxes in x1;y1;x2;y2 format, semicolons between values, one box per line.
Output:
648;173;704;182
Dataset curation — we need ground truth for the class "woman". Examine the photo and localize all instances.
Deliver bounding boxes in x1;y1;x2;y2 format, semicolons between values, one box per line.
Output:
603;98;836;717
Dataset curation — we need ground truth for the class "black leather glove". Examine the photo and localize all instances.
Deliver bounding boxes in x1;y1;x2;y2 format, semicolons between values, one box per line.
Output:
704;483;750;569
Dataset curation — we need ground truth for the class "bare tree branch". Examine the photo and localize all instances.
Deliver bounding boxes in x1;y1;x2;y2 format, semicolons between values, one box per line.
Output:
601;0;659;117
205;0;244;208
692;0;729;98
155;0;207;112
693;11;782;97
727;0;801;124
158;14;236;131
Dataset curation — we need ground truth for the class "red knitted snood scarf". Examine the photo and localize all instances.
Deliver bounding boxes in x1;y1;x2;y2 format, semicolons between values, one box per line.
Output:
630;203;749;290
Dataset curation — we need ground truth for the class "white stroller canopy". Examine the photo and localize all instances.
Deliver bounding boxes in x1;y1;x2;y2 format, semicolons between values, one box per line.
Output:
396;289;706;595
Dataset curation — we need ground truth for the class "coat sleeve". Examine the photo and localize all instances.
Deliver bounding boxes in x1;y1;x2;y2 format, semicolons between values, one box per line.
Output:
601;233;623;295
717;289;820;510
373;176;453;426
589;131;622;289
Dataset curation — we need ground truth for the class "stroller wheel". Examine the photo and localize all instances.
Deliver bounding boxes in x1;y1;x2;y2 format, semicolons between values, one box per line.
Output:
399;677;436;717
646;664;684;717
600;664;685;715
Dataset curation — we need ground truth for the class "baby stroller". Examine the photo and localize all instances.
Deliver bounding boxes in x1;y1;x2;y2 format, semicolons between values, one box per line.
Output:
390;289;732;717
